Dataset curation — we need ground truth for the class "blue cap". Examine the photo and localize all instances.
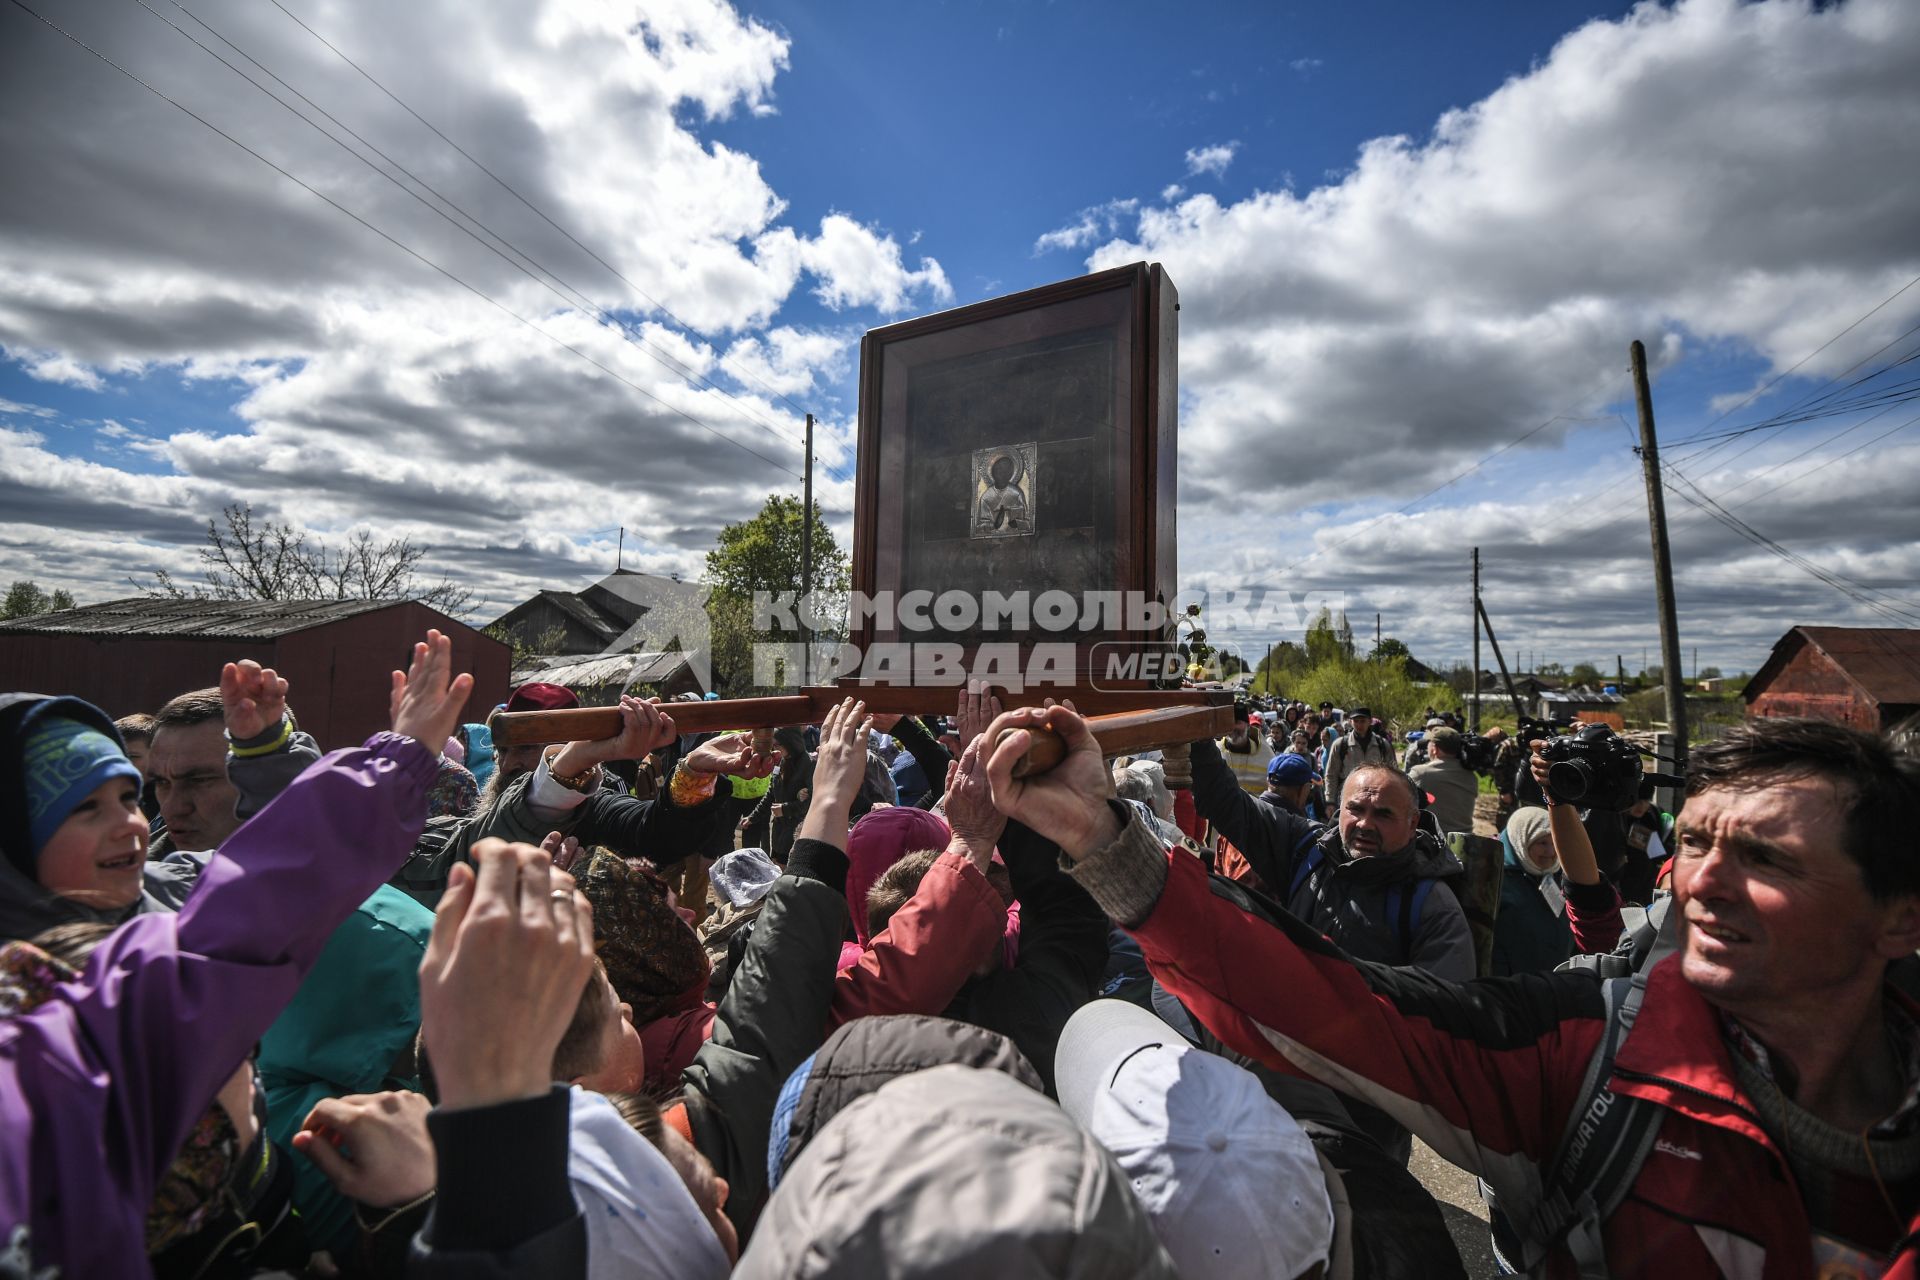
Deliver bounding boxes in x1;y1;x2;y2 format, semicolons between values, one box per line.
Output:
1266;752;1314;786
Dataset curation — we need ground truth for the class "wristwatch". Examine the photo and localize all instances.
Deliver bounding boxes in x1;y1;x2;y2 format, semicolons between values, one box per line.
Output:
546;750;602;793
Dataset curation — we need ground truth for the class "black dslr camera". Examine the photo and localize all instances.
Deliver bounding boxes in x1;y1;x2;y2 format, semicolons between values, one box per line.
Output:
1458;733;1499;774
1537;723;1648;810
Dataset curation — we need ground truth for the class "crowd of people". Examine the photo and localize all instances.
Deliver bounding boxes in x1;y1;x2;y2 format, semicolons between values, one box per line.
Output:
6;637;1920;1279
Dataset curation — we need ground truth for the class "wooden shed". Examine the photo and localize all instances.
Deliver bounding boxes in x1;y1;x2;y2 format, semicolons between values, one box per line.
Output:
0;597;510;749
1742;626;1920;732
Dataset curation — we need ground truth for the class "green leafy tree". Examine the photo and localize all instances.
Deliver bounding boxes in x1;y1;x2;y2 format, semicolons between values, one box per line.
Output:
1370;637;1410;663
703;494;850;693
1292;658;1458;732
2;581;76;619
1304;608;1346;668
1250;641;1309;695
1569;662;1604;685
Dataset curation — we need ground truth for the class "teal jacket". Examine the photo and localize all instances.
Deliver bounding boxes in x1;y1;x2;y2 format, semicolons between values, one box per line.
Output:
256;884;433;1259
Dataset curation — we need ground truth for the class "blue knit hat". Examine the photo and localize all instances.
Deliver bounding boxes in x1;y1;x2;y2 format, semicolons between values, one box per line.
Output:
22;717;140;859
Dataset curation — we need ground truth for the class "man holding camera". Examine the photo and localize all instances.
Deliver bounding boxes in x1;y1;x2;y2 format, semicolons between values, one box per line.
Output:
999;706;1920;1279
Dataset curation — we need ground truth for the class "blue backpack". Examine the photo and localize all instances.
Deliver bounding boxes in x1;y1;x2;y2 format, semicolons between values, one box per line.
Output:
1286;832;1442;964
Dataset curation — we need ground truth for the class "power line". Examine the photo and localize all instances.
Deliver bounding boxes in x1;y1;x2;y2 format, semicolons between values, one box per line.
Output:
1666;315;1920;474
137;0;805;453
265;0;819;426
4;0;802;480
1663;269;1920;446
1663;464;1920;626
1728;411;1919;512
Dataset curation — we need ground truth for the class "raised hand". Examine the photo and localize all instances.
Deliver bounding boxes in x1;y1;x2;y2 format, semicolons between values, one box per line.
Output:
982;704;1119;862
942;735;1005;868
389;630;476;751
1530;750;1554;802
539;829;583;874
221;659;289;741
683;731;779;779
417;839;596;1109
955;680;1003;753
797;697;871;848
292;1091;435;1208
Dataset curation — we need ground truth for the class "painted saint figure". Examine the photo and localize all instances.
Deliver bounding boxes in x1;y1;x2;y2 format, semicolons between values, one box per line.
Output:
974;448;1032;536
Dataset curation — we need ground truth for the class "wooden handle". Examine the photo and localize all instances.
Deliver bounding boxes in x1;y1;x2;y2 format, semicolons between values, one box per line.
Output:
489;695;817;747
489;692;1234;777
1007;704;1234;778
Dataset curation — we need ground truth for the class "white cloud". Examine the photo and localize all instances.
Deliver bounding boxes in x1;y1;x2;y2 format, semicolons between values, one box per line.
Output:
0;396;58;419
1032;199;1139;256
764;214;953;313
0;0;947;618
720;325;853;398
1068;0;1920;669
21;351;105;390
1183;141;1240;179
1084;0;1920;503
1289;57;1323;73
1160;183;1186;202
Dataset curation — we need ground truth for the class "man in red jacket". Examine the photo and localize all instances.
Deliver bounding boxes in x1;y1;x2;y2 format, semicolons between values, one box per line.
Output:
982;705;1920;1279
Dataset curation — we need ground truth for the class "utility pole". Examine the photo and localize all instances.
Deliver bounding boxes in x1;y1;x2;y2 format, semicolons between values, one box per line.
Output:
1266;642;1274;696
1476;596;1527;723
1631;340;1689;773
616;526;623;573
1471;548;1481;732
1375;612;1381;649
800;413;815;689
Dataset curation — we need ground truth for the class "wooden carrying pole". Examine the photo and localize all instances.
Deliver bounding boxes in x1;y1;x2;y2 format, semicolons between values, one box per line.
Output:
490;693;1232;779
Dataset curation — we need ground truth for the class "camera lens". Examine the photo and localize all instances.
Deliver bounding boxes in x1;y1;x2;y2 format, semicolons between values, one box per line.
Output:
1547;759;1593;801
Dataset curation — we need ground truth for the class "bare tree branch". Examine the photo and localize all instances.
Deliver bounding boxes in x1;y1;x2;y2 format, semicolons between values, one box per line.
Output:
137;504;473;618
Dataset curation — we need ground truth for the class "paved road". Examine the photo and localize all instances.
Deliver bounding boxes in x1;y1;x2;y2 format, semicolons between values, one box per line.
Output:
1411;1138;1500;1277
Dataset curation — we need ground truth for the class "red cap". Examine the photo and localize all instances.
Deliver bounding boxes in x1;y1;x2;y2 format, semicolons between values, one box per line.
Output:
505;681;578;713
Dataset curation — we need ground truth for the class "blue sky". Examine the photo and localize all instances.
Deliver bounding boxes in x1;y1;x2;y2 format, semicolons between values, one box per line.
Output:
2;0;1917;674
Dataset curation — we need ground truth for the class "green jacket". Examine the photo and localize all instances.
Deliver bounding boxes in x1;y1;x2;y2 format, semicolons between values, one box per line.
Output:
256;884;433;1259
682;836;849;1245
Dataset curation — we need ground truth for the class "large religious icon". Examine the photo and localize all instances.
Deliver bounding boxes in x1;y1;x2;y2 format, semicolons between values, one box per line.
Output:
850;262;1178;679
971;443;1037;538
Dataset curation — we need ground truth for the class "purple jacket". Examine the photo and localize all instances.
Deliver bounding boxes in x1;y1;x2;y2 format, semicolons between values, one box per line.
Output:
0;732;437;1278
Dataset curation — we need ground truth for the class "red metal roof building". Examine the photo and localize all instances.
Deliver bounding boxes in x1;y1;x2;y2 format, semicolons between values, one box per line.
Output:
0;597;510;749
1741;626;1920;732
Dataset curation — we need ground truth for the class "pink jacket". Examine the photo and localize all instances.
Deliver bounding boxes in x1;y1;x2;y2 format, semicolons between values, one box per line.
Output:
829;852;1007;1028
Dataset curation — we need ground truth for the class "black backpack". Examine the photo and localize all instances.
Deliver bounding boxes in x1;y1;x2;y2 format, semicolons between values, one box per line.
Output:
1483;897;1679;1277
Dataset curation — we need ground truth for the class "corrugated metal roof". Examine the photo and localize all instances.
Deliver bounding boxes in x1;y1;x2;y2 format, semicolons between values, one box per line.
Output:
512;650;690;689
1796;627;1920;706
1539;688;1626;704
0;596;399;639
538;591;623;641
